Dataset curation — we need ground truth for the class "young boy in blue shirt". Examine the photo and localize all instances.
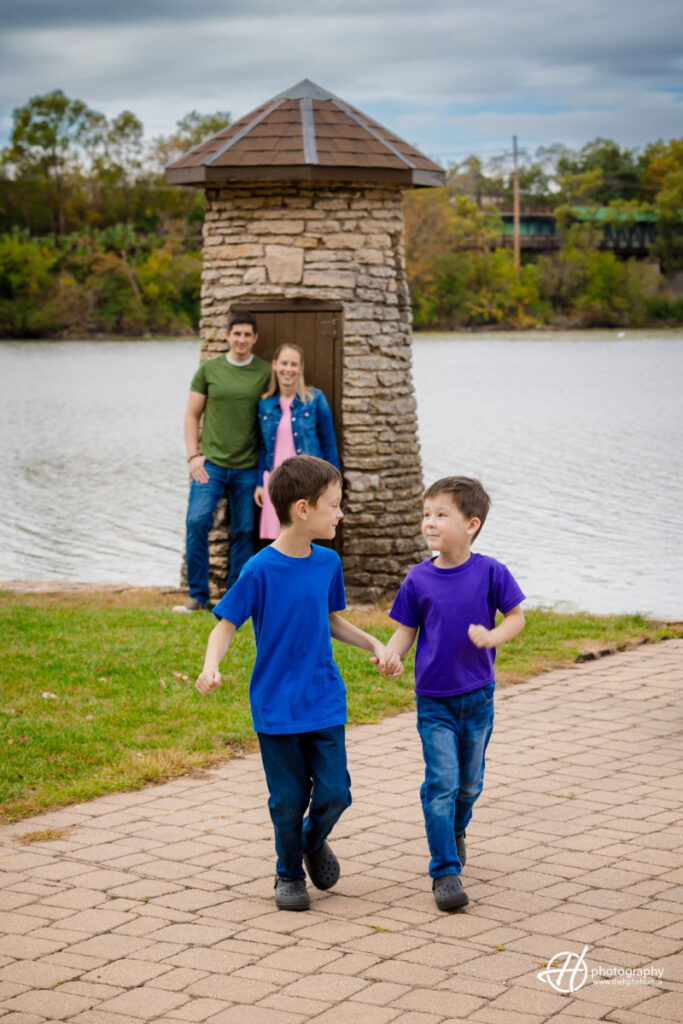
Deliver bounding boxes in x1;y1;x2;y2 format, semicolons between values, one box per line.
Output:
196;455;402;911
388;476;525;912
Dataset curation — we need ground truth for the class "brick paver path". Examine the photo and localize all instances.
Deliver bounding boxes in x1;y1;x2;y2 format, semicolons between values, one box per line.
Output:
1;640;681;1024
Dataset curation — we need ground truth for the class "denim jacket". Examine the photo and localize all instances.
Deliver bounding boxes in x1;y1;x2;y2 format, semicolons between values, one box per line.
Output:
258;388;340;478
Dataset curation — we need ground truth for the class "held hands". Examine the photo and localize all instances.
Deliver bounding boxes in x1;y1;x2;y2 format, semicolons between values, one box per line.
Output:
468;624;495;649
195;669;222;694
369;644;404;678
189;455;209;484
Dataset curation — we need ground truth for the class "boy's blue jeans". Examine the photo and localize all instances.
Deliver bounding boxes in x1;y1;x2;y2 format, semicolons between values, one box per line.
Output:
185;461;258;604
257;726;352;881
416;682;495;878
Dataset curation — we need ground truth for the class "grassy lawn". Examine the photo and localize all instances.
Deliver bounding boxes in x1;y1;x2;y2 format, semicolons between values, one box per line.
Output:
0;588;678;824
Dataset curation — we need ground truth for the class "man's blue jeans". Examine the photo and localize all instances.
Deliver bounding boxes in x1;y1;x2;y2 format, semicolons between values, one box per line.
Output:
416;683;495;878
185;461;258;604
257;726;352;880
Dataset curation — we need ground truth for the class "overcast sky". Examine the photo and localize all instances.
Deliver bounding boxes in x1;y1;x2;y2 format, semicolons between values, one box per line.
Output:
1;0;682;166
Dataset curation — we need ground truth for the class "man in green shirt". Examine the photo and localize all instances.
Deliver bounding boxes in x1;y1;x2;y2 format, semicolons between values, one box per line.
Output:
175;313;272;612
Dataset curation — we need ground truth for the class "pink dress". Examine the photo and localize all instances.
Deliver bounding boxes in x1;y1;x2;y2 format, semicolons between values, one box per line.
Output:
259;396;296;539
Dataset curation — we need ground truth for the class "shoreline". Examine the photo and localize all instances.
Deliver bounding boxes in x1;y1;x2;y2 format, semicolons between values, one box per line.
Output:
2;325;683;343
2;580;680;630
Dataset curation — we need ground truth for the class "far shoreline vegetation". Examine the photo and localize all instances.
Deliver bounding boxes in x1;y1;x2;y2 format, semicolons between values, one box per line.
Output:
1;89;682;339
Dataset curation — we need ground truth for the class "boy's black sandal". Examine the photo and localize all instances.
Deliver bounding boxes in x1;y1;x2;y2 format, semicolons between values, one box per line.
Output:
432;874;469;912
455;829;467;867
303;841;340;890
274;876;310;911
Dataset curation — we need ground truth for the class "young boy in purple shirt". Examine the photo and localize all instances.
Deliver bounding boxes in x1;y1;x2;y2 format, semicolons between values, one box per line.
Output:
388;477;525;911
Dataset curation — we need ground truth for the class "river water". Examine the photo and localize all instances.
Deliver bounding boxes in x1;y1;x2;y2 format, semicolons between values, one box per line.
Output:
1;331;681;618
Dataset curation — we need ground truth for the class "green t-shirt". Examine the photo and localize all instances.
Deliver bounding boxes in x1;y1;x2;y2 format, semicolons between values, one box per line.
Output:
190;354;272;468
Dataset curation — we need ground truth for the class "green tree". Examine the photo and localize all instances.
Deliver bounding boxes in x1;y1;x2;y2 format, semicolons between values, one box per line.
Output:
642;139;683;272
556;138;645;203
2;90;100;236
653;170;683;273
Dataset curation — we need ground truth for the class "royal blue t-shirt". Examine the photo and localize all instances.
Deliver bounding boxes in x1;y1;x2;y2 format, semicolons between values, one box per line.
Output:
390;553;525;697
212;544;347;734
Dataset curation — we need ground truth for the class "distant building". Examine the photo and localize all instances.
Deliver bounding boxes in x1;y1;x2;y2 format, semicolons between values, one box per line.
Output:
499;207;659;257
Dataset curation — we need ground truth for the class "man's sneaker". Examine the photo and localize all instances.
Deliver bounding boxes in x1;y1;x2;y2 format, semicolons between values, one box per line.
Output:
274;876;310;911
172;600;208;614
304;841;340;890
432;874;469;912
455;829;467;867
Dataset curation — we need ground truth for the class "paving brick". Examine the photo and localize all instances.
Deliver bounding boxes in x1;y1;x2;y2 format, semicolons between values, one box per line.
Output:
194;1004;305;1024
58;980;125;1000
607;994;683;1020
0;961;81;987
258;946;341;974
0;982;30;1001
257;992;333;1017
303;1004;399;1023
67;932;152;959
0;1015;62;1024
379;1014;441;1024
98;986;189;1019
146;922;235;944
392;986;484;1016
0;935;65;959
3;988;94;1019
399;941;479;968
82;959;171;986
164;997;231;1021
187;974;277;1003
363;960;448;986
350;980;411;1004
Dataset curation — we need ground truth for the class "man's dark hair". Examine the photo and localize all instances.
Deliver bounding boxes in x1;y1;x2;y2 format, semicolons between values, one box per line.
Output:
424;476;491;541
226;311;258;333
268;456;342;526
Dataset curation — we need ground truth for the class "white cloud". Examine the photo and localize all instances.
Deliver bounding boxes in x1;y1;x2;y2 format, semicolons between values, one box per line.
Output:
1;0;681;154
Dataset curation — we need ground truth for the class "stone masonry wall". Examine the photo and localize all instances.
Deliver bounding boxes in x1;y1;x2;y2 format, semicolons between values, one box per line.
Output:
199;181;426;603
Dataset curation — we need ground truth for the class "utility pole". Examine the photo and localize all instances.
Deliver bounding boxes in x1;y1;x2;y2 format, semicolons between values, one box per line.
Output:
512;134;520;272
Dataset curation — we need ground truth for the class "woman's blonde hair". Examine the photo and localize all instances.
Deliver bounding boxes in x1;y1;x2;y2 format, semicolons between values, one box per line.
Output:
262;343;314;403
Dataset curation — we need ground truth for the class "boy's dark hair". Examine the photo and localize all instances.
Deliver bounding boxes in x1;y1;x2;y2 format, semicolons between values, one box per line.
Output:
268;456;342;526
226;311;257;334
424;476;491;541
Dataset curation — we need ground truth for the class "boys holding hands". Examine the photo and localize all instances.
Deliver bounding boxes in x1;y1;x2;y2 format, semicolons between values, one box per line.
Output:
196;459;523;916
387;476;525;911
196;455;401;911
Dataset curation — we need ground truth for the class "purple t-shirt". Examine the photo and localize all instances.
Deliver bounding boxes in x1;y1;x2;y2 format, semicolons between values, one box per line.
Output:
390;553;525;697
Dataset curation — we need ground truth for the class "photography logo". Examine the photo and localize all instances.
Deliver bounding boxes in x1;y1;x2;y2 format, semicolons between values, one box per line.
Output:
537;945;589;994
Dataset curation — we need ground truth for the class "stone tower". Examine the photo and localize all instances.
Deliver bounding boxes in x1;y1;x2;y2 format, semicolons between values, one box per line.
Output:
166;80;445;602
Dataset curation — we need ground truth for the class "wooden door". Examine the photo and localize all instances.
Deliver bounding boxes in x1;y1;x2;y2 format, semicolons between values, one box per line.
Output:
231;302;344;459
231;301;344;551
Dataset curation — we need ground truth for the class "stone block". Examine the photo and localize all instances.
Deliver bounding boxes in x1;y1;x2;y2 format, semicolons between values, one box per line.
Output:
264;245;303;285
302;271;357;288
210;244;264;260
252;219;304;234
323;233;366;249
242;267;266;285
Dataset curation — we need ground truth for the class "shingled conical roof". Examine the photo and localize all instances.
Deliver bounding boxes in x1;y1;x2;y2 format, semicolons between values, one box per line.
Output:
165;79;444;188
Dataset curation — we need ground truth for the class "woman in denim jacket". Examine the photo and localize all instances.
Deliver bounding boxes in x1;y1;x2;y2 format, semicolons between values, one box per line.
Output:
255;344;340;539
